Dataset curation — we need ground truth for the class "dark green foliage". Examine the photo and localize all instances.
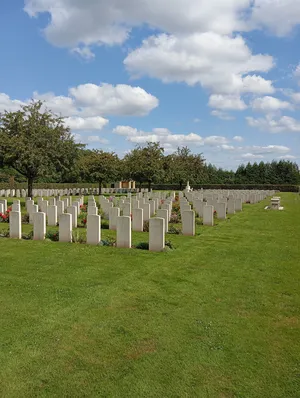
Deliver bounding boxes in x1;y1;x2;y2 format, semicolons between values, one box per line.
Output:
0;100;83;197
135;242;149;250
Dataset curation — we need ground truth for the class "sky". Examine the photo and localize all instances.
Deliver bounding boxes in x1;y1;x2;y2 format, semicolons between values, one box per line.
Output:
1;0;300;170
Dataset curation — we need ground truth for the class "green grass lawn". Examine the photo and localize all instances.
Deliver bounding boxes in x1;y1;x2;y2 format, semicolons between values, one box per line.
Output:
0;193;299;397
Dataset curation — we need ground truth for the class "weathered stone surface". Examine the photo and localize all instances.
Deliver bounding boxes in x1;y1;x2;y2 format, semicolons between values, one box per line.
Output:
59;213;72;243
132;208;143;232
87;215;101;245
33;212;46;240
182;210;195;236
149;218;165;252
116;216;131;248
156;209;169;233
9;211;21;239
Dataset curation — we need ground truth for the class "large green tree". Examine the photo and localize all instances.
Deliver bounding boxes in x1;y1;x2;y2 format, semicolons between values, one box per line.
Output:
79;149;121;193
166;147;205;189
0;100;82;198
123;142;164;190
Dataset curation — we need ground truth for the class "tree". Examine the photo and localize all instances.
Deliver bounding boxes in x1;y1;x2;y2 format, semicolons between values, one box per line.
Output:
124;142;164;190
0;100;82;198
79;149;120;193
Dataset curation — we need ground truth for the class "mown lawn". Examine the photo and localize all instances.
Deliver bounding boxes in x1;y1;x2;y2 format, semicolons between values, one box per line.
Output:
0;193;299;397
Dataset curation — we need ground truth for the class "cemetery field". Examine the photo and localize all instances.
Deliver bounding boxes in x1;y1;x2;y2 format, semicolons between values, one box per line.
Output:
0;193;300;397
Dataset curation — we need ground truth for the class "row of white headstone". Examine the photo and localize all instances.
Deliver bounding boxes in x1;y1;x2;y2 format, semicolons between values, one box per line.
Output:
2;189;275;252
0;187;147;198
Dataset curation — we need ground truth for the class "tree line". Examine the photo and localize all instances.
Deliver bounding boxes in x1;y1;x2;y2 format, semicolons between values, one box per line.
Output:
1;101;299;197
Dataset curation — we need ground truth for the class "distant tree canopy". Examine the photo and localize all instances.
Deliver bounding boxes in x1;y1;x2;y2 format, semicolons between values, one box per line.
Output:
0;106;299;190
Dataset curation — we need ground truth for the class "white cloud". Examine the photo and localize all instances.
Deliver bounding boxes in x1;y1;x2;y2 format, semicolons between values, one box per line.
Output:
113;125;228;151
65;116;109;131
69;83;158;116
251;96;293;112
24;0;251;49
209;94;247;110
87;136;109;144
241;153;264;159
233;135;243;142
278;154;297;160
250;0;300;37
194;118;201;123
211;110;235;121
294;63;300;78
246;115;300;133
0;93;25;113
124;33;274;95
290;92;300;103
71;46;95;60
0;83;158;133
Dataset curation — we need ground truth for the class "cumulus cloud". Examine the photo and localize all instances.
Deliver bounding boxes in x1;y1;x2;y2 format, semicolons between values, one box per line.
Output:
246;115;300;133
211;110;235;121
24;0;251;49
278;154;297;160
0;83;158;132
209;94;247;110
251;96;293;112
113;125;228;151
250;0;300;36
71;46;95;60
241;153;264;159
124;33;274;95
233;135;243;142
65;116;109;131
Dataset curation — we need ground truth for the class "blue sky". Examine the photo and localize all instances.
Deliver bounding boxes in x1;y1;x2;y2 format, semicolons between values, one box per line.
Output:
1;0;300;169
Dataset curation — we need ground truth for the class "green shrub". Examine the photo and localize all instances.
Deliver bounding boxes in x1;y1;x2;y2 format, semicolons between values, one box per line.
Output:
0;228;10;238
136;242;149;250
22;231;33;240
46;230;59;241
100;236;116;246
168;225;182;235
101;219;109;229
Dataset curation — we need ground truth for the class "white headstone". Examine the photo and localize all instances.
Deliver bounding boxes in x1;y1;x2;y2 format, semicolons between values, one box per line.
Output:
9;211;22;239
87;215;101;245
116;216;131;248
132;208;143;232
149;218;165;252
33;212;46;240
59;213;72;243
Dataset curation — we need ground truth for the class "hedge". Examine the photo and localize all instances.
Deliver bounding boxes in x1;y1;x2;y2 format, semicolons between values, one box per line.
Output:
147;184;300;192
0;182;299;192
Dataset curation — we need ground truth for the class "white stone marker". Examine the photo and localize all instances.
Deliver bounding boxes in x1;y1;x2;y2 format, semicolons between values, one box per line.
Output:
216;202;226;220
149;200;156;216
235;198;242;212
33;212;46;240
0;199;7;213
48;205;58;226
123;203;131;217
63;198;69;209
182;210;195;236
142;203;150;221
227;199;235;215
59;213;72;243
132;208;143;232
49;197;56;206
88;206;98;215
0;203;3;215
67;205;78;228
203;205;214;226
156;209;169;233
57;200;65;217
9;211;22;239
87;215;101;245
12;202;20;212
29;204;38;224
109;207;120;230
40;200;48;215
116;216;131;248
149;218;165;252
